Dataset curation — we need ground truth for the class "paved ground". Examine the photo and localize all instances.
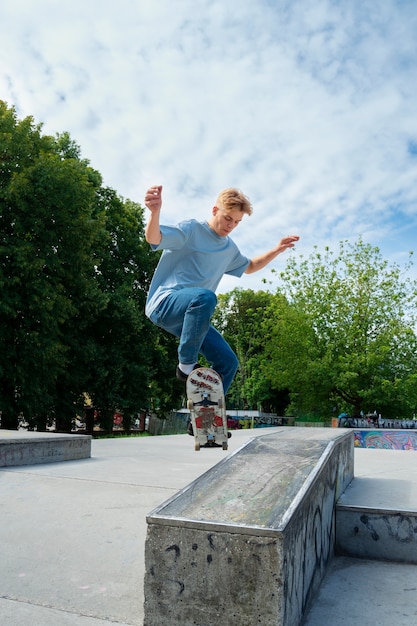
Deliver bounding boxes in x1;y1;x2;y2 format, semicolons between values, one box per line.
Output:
303;447;417;626
0;430;416;625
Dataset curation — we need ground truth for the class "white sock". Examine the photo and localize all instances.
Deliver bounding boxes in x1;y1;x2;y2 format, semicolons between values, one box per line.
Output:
179;363;195;375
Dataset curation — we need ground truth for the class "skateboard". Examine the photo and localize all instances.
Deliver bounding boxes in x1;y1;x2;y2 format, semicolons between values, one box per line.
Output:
186;367;228;452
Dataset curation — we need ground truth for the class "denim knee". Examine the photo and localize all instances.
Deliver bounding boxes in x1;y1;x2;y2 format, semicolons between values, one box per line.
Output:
189;290;217;318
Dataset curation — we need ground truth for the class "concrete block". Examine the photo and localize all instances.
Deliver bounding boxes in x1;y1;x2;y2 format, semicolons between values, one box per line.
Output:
336;507;417;564
0;430;91;467
144;428;353;626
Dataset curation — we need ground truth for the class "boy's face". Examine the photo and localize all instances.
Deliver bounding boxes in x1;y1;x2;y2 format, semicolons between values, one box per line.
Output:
209;206;244;237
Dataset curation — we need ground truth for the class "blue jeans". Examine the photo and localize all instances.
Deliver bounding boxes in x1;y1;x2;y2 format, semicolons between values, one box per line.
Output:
149;288;238;394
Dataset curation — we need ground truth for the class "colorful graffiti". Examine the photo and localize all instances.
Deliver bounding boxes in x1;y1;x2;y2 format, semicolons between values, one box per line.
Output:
354;430;417;450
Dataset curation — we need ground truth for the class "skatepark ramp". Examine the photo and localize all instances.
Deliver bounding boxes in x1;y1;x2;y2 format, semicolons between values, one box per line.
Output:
144;428;353;626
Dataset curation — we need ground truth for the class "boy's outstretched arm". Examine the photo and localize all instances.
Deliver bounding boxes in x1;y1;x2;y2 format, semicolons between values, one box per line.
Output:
245;235;299;274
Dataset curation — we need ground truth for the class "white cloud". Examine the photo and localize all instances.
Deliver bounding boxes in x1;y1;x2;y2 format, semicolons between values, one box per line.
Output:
1;0;417;293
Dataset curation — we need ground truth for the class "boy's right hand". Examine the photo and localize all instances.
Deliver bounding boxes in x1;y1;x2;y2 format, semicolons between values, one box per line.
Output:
145;185;162;212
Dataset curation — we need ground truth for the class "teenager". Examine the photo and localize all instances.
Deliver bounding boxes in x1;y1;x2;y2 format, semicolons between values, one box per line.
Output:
144;184;299;394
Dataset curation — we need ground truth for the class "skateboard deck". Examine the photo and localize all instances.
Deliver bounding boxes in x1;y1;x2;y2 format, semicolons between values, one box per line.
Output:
186;367;228;451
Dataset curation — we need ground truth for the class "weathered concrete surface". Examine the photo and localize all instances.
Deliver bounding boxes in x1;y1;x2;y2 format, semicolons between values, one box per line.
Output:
0;430;91;466
336;448;417;563
144;428;353;626
335;507;417;563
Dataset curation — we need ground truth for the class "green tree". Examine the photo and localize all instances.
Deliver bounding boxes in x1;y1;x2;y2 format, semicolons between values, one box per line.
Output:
213;288;289;412
0;102;190;431
0;102;107;429
82;190;166;433
263;239;417;418
1;101;182;432
146;328;183;418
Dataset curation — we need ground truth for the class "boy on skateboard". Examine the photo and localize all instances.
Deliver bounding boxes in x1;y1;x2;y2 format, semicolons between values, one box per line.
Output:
144;185;299;396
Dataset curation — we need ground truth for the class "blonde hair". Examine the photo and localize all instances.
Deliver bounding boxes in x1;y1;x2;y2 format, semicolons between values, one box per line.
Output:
216;188;253;216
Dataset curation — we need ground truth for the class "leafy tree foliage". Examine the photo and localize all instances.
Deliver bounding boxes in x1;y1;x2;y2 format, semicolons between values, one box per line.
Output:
1;103;106;428
263;239;417;418
213;288;289;413
0;101;177;431
82;190;173;433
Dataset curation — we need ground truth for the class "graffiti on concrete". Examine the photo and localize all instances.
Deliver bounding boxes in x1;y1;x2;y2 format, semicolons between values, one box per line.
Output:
359;513;417;544
337;510;417;564
354;430;417;450
282;437;353;625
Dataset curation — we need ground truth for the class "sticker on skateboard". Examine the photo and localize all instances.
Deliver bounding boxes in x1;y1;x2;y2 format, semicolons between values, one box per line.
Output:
186;367;228;451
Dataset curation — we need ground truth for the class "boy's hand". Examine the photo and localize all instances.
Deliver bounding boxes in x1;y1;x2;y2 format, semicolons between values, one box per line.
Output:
277;235;299;252
145;185;162;212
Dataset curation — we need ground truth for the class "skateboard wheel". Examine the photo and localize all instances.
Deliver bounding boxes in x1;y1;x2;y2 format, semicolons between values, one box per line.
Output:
187;399;194;410
195;442;200;451
222;442;228;450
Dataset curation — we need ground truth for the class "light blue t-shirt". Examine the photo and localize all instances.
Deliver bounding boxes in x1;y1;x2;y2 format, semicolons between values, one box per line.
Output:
145;219;250;317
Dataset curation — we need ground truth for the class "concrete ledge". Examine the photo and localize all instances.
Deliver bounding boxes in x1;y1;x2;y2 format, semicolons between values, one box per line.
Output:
336;448;417;564
336;506;417;564
144;428;353;626
0;430;91;467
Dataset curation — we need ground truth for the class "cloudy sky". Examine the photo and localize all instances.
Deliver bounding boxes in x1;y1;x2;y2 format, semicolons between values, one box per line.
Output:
1;0;417;292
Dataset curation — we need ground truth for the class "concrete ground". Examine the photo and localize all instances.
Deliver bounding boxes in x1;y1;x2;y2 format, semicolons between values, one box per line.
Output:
303;447;417;626
0;430;416;625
